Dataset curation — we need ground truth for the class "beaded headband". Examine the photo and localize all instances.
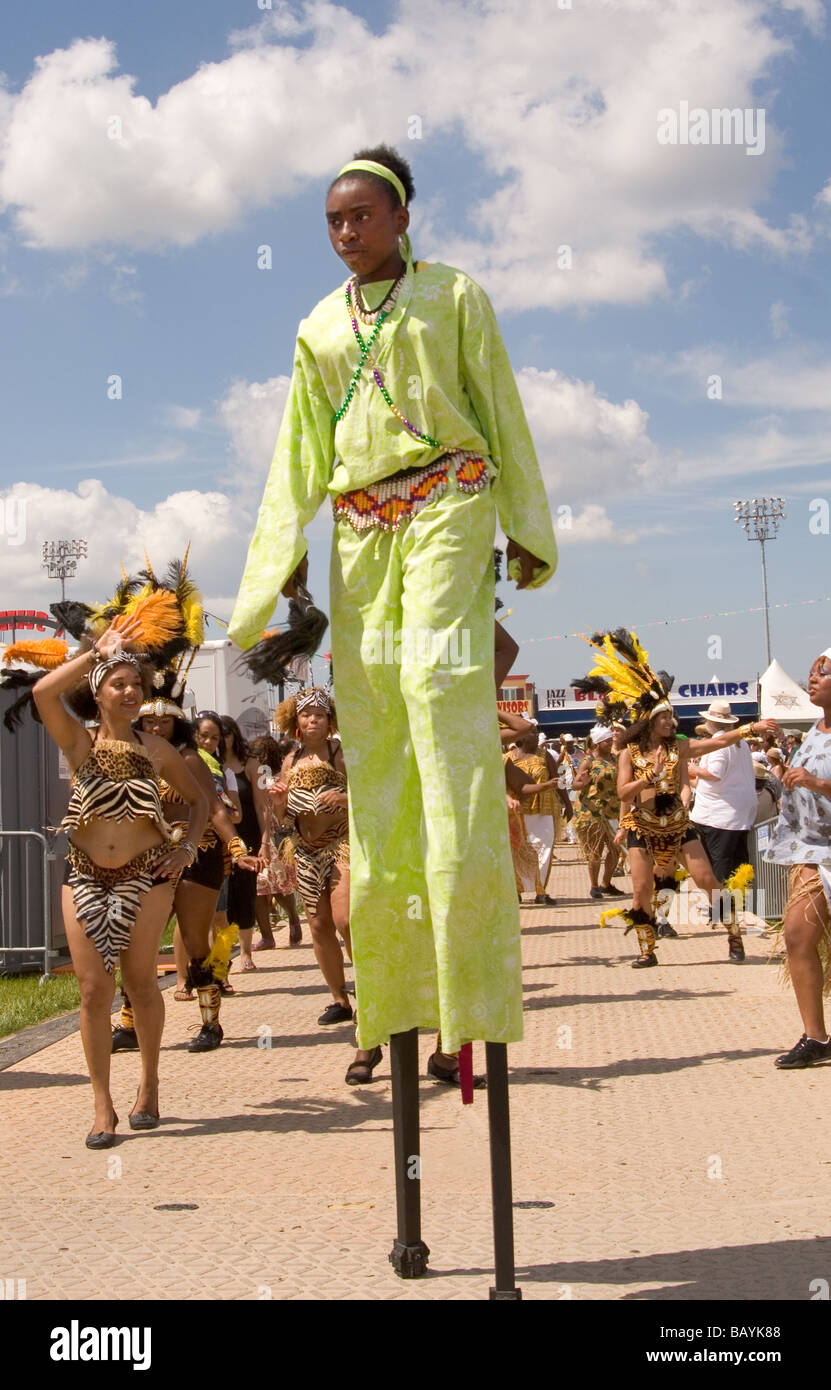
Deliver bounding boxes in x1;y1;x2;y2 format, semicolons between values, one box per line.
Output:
296;687;331;716
336;159;406;205
139;698;188;720
89;653;141;696
648;700;674;719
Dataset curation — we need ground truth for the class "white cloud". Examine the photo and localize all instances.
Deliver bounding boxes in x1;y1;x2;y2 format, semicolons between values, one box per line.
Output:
168;405;203;431
651;344;831;410
516;367;665;501
778;0;826;34
555;504;640;545
217;375;290;485
0;0;818;310
0;478;252;621
680;418;831;480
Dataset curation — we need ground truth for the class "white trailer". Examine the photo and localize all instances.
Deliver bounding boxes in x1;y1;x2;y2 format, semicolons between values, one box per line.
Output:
183;639;278;740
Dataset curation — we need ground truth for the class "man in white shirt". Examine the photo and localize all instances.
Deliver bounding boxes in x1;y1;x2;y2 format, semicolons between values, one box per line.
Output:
689;699;758;881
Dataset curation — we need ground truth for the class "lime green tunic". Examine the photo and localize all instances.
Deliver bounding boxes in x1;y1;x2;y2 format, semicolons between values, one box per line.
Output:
228;258;557;651
228;255;558;1051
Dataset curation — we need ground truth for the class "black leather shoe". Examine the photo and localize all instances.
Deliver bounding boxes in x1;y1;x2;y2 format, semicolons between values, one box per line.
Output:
129;1110;160;1130
111;1026;139;1052
631;953;658;968
85;1112;118;1149
188;1023;223;1052
318;1001;354;1025
534;893;558;906
655;920;679;939
601;884;626;897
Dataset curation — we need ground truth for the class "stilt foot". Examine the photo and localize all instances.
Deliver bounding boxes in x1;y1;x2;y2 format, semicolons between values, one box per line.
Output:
389;1239;430;1278
489;1286;523;1300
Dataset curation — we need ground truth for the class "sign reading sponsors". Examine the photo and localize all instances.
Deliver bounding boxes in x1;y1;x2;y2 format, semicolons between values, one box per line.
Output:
499;673;535;719
497;698;533;717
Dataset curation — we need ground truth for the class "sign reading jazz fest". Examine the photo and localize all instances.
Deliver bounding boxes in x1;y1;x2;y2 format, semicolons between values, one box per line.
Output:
542;679;757;711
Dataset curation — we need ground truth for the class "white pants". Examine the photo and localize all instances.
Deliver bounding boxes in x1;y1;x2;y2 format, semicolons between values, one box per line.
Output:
524;814;555;891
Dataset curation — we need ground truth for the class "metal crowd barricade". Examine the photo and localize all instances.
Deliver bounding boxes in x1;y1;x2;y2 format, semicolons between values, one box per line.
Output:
0;829;58;975
747;818;789;921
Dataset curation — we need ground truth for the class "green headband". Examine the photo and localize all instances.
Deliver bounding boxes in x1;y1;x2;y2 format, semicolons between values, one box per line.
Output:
336;159;406;205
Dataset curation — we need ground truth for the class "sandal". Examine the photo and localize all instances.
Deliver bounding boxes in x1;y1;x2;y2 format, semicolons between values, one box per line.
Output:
345;1046;383;1085
173;988;194;1002
427;1054;487;1089
240;958;257;972
218;979;235;995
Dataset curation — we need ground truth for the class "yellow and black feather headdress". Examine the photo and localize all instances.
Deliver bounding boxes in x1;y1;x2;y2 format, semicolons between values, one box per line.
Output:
572;628;674;726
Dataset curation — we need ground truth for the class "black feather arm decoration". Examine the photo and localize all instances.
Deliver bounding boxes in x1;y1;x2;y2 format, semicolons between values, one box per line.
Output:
238;582;329;686
0;670;41;731
49;601;94;639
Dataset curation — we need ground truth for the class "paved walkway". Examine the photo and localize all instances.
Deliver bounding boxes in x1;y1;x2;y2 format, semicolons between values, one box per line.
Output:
2;848;830;1301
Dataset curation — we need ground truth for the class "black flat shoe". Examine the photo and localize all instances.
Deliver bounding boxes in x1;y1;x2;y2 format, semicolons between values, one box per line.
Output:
129;1093;160;1130
345;1046;383;1085
655;920;678;938
601;884;626;897
85;1111;119;1149
111;1026;139;1053
534;893;558;906
318;1001;353;1026
128;1111;160;1130
426;1055;487;1089
188;1022;223;1052
631;953;658;969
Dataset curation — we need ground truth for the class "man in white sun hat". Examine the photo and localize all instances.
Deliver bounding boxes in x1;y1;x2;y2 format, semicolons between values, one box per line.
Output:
688;697;757;885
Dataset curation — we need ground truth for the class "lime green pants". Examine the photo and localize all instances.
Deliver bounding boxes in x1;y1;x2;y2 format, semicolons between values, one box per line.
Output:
330;472;523;1053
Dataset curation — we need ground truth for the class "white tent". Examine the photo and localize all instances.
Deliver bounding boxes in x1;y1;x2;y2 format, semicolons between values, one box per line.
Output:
760;659;818;726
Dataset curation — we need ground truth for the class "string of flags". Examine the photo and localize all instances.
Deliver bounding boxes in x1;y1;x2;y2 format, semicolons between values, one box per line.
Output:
207;597;831;653
518;595;831;646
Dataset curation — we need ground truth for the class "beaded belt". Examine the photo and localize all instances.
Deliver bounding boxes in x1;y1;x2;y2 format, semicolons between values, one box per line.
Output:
333;450;489;533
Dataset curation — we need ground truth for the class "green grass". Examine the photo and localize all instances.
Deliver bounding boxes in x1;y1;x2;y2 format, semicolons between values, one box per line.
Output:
0;973;82;1040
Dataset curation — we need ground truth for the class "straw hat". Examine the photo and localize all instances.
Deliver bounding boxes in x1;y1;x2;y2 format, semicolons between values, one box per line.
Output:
697;697;739;727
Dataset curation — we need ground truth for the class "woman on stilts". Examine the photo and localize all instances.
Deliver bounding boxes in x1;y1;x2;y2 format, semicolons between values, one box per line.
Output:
228;144;557;1281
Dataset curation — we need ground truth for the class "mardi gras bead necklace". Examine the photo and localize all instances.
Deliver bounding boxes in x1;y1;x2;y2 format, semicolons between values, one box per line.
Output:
333;277;444;449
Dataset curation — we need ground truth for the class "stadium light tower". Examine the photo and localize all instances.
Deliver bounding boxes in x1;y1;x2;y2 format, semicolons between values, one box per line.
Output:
733;497;786;668
42;538;88;603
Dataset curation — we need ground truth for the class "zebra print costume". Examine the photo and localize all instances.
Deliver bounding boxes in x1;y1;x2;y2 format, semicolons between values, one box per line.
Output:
62;736;170;839
61;735;174;970
281;753;349;913
66;841;174;972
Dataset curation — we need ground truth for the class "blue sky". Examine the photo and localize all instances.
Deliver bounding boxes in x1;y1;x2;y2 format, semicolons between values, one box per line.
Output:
1;0;830;699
